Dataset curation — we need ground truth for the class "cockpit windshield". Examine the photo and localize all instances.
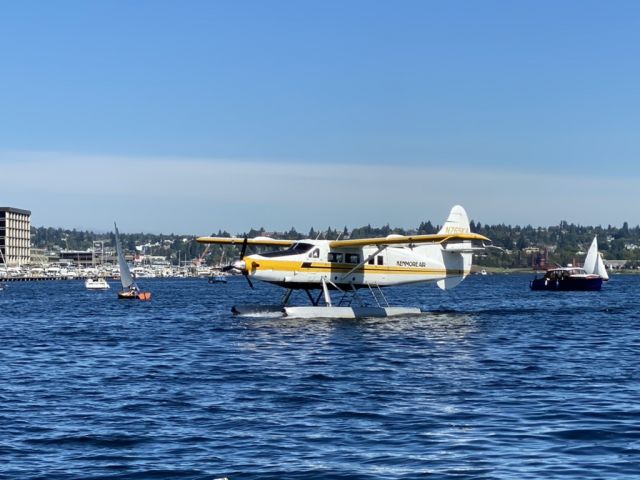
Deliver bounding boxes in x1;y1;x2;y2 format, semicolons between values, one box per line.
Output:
260;242;315;258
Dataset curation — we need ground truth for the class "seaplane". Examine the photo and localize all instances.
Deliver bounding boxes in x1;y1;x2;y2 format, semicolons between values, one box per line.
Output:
197;205;490;319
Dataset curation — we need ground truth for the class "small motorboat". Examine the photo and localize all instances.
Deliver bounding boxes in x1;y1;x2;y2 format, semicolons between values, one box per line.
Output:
208;274;227;283
85;277;110;290
530;267;603;291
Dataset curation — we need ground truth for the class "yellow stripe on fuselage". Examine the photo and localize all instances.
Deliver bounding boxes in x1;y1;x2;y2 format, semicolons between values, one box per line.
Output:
248;258;465;276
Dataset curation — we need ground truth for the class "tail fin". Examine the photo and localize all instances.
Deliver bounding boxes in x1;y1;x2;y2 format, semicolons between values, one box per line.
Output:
438;205;471;235
437;205;472;291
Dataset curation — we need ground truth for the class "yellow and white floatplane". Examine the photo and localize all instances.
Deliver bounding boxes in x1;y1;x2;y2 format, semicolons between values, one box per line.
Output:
197;205;490;319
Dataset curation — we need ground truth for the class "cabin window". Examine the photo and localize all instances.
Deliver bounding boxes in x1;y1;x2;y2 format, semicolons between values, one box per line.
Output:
328;252;343;263
368;257;375;265
377;255;384;265
309;248;320;258
260;242;315;258
345;253;360;264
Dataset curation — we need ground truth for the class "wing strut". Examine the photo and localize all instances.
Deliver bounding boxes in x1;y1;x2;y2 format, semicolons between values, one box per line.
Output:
341;246;387;280
321;278;332;307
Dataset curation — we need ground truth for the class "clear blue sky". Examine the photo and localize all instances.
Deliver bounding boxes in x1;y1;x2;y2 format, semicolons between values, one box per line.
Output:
1;1;639;233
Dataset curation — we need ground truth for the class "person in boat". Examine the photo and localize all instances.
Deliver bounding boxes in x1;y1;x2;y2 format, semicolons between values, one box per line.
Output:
121;284;140;297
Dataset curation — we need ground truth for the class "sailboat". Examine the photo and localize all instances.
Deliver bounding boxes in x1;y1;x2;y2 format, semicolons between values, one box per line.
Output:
583;236;609;281
114;222;152;300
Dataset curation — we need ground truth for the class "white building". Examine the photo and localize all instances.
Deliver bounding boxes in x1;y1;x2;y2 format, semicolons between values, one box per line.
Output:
0;207;31;266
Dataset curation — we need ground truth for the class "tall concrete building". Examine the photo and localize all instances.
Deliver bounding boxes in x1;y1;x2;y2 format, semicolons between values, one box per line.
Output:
0;207;31;266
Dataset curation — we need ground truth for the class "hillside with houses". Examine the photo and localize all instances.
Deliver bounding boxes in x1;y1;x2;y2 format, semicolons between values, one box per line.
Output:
28;220;640;272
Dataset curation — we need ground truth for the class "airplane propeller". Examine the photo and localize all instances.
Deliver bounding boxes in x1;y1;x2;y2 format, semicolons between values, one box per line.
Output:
221;237;254;289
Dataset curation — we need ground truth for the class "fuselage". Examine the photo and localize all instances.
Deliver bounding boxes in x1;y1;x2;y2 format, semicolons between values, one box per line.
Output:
240;239;471;290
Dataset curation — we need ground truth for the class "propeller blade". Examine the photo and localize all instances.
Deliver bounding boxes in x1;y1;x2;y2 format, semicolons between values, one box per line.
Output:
219;237;253;287
240;237;248;258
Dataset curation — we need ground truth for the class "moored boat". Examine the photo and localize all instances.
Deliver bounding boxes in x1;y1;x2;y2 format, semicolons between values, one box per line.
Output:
208;273;228;283
85;277;110;290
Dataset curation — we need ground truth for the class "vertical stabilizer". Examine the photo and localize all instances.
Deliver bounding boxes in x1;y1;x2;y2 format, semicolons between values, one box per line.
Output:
436;205;473;290
438;205;471;235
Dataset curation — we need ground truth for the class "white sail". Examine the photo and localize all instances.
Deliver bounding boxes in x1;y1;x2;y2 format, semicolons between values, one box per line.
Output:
583;236;609;280
583;237;598;274
595;250;609;280
114;222;136;290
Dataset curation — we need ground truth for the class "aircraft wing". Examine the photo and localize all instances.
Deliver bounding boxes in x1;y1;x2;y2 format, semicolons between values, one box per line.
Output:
329;232;490;248
196;236;296;247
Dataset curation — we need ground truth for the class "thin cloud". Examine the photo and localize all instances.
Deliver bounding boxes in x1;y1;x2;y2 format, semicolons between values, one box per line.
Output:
1;150;637;233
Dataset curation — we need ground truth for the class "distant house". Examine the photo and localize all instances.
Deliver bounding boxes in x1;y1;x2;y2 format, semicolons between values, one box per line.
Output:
604;260;627;270
526;246;552;270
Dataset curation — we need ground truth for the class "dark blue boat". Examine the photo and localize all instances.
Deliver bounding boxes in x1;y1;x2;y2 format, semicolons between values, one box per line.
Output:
530;267;603;291
208;274;227;284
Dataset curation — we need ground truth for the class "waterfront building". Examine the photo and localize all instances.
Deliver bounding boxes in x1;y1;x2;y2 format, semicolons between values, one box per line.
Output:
0;207;31;267
58;250;95;268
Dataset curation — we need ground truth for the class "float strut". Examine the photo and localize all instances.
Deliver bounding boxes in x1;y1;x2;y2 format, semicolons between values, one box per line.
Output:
282;288;294;306
304;289;318;306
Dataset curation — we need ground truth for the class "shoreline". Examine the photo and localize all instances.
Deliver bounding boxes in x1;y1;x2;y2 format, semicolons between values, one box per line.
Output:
473;267;639;275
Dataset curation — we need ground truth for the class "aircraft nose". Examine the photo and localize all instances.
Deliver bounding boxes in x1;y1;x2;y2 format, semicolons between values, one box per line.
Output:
232;259;246;271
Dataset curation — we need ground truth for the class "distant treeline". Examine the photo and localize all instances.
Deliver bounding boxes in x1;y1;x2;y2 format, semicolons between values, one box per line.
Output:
31;227;204;265
30;220;640;269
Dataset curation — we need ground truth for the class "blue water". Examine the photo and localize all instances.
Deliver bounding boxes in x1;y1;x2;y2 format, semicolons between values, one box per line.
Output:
1;275;640;479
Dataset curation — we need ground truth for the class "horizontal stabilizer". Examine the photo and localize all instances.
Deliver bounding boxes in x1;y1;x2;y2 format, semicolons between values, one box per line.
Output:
442;244;486;253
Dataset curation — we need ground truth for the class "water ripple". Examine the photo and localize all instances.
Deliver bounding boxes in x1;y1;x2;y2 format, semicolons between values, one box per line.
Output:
1;275;640;479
